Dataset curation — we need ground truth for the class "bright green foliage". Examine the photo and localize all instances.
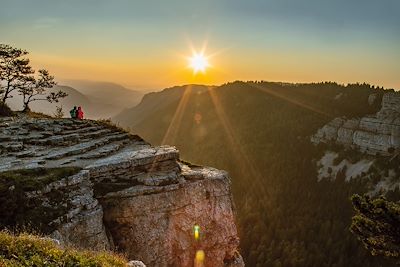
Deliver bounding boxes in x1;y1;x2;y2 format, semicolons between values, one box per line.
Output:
351;194;400;259
0;231;127;266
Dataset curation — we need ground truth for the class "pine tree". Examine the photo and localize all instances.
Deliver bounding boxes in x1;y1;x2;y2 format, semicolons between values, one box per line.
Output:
351;194;400;260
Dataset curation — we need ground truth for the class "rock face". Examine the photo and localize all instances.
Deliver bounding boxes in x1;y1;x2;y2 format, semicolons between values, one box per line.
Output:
26;170;111;250
0;115;243;266
312;92;400;155
101;167;240;267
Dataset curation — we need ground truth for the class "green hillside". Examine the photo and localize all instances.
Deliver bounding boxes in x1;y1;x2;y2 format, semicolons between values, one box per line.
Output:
116;81;398;266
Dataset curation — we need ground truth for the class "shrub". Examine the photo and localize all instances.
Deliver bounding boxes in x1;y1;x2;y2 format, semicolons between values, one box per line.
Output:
53;105;64;119
0;231;127;266
97;118;128;133
0;102;13;117
0;167;81;233
24;111;52;119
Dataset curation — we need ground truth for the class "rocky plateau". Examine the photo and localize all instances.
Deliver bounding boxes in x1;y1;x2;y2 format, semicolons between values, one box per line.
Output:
0;115;244;267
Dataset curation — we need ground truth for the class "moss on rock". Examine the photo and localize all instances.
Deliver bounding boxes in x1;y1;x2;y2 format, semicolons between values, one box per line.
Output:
0;167;81;233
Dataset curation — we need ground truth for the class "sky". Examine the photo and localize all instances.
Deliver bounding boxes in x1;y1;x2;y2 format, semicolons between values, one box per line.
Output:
1;0;399;90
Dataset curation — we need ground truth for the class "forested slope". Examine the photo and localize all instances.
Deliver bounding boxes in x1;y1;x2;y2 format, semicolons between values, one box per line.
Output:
116;81;397;266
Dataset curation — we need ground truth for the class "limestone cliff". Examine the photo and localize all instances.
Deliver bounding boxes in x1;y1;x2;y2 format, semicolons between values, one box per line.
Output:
312;92;400;155
311;92;400;195
0;116;244;267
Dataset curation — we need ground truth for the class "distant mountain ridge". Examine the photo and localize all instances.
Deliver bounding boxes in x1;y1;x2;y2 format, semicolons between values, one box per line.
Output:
62;80;143;110
113;84;211;127
7;80;144;119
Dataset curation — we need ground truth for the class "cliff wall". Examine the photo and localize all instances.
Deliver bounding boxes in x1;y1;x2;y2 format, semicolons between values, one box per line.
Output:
312;92;400;154
0;116;244;266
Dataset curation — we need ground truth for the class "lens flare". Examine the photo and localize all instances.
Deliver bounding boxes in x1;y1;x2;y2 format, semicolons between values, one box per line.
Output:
194;224;201;241
194;250;205;267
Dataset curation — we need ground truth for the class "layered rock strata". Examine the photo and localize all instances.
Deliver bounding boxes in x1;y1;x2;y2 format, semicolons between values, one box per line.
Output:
0;116;243;267
312;92;400;154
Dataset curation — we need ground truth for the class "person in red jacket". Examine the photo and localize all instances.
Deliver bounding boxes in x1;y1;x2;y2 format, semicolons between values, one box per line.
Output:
76;106;84;120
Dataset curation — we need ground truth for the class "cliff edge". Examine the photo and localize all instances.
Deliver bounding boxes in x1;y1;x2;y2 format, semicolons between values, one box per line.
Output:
311;92;400;195
0;116;244;267
312;92;400;155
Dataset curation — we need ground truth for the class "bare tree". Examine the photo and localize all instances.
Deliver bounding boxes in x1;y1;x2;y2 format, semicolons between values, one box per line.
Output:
0;44;34;103
53;105;64;118
18;69;67;112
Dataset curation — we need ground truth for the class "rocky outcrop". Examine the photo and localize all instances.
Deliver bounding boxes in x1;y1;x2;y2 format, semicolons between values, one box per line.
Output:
25;170;111;251
101;166;241;267
0;115;243;266
312;92;400;155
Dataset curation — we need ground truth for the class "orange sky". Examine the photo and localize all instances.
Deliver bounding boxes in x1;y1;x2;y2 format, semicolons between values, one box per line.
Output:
30;44;399;91
2;0;399;91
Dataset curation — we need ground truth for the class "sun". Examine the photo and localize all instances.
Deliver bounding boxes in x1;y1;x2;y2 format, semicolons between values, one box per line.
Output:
189;52;209;74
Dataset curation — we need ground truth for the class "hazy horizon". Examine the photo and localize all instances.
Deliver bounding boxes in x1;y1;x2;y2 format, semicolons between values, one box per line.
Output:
59;78;399;93
1;0;399;90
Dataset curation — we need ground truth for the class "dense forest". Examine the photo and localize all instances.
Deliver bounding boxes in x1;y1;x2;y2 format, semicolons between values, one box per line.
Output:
119;81;398;266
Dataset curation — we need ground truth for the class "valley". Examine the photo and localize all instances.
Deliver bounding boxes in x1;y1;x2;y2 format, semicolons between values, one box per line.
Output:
114;81;400;266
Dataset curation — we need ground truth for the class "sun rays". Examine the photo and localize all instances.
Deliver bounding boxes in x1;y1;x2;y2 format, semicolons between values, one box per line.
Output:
155;39;331;215
156;80;331;215
156;83;273;211
161;85;193;145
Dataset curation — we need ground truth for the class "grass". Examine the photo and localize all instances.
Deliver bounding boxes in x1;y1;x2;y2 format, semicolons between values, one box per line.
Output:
0;231;128;267
0;103;59;119
178;159;201;168
97;119;128;133
20;111;53;119
0;167;82;234
0;167;81;192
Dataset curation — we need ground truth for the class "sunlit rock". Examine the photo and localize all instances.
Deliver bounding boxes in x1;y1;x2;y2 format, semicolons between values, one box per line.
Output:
312;92;400;154
0;115;243;266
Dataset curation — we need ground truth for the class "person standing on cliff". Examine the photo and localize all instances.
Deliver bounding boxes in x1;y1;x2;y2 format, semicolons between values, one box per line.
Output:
69;106;77;119
76;106;84;120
